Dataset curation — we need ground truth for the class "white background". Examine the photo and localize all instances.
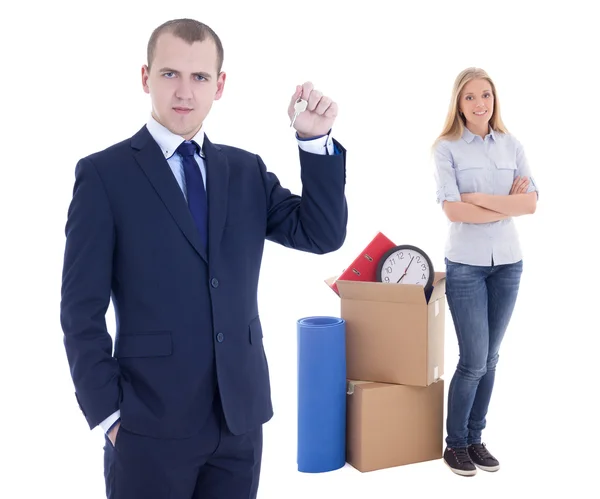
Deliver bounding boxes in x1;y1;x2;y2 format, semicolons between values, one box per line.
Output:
2;0;598;497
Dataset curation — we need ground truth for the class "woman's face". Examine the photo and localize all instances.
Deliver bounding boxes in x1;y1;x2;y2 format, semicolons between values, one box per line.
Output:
458;78;494;129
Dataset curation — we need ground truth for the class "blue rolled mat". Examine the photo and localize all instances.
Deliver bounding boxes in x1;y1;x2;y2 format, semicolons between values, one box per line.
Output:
296;316;346;473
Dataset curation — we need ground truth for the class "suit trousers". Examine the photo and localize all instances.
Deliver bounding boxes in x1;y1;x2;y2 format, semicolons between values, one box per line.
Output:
103;391;263;499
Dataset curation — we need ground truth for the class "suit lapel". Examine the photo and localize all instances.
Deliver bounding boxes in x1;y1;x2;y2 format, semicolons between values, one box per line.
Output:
202;134;229;263
131;126;208;263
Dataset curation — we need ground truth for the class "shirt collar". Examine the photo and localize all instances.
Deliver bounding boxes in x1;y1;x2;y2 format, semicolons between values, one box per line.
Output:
462;125;496;143
146;115;206;159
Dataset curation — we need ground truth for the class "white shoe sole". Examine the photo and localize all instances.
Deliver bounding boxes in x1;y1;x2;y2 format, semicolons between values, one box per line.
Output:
474;463;500;472
444;459;477;476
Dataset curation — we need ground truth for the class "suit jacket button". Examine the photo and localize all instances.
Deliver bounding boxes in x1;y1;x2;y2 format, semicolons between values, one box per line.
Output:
211;278;219;288
216;332;224;342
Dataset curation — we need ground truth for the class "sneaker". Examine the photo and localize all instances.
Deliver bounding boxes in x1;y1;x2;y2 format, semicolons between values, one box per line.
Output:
443;446;477;476
468;443;500;472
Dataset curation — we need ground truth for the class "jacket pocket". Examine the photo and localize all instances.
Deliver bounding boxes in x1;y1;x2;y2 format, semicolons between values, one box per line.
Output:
248;316;263;345
115;331;172;358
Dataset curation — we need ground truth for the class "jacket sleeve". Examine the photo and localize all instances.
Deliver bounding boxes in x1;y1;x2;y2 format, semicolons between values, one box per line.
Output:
60;157;120;430
259;139;348;254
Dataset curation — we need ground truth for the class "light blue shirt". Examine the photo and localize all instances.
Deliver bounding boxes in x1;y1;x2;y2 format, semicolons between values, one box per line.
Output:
433;127;539;266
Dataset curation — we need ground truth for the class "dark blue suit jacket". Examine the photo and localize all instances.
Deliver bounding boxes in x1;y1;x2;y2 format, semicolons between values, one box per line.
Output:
60;125;347;439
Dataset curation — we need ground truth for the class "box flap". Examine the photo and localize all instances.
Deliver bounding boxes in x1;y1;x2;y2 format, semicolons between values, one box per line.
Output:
429;272;446;302
327;272;446;304
336;279;428;305
324;275;340;296
325;276;338;287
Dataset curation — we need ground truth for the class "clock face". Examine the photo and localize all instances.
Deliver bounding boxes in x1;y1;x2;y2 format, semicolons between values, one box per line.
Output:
377;245;434;289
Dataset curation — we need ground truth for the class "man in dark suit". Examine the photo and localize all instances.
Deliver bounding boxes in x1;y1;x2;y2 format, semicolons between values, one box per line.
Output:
60;18;347;499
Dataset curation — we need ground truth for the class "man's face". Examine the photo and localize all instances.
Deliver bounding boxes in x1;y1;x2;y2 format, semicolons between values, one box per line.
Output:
142;32;226;139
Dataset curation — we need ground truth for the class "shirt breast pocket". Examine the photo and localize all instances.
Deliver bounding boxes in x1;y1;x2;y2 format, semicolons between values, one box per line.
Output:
454;162;485;192
494;160;517;192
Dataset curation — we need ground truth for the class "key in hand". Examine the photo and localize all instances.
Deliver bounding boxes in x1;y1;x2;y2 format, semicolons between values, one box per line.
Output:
290;98;308;128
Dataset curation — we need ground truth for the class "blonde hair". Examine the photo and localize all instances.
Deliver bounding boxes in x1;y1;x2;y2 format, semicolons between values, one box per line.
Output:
433;67;508;147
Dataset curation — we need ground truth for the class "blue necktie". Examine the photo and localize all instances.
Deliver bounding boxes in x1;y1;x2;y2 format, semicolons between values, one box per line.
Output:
177;141;208;248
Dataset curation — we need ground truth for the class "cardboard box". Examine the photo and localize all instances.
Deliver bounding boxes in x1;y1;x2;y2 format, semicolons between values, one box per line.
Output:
326;272;446;387
346;379;444;472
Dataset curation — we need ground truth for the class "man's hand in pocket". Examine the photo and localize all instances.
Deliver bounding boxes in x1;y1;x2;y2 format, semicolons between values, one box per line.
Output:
108;422;121;447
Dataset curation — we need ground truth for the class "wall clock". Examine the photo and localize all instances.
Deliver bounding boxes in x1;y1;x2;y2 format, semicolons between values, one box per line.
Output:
376;244;434;293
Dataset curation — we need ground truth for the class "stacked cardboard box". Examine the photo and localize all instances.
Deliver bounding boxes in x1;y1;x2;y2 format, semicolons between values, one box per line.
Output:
325;233;446;472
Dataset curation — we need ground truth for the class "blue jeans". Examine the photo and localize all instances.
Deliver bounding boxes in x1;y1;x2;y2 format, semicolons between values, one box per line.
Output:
444;258;523;448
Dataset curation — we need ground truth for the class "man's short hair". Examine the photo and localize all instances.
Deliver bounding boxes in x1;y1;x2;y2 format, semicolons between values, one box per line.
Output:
147;18;224;72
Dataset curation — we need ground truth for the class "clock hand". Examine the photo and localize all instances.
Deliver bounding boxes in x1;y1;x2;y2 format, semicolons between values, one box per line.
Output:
396;257;415;283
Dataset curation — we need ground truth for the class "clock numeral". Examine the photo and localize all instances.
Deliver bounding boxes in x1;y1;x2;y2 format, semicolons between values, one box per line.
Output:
421;264;426;270
422;273;426;280
416;256;421;263
399;252;404;259
384;276;390;282
386;266;392;274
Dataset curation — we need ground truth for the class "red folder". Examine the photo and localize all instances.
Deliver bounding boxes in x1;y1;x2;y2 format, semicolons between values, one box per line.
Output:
326;231;396;295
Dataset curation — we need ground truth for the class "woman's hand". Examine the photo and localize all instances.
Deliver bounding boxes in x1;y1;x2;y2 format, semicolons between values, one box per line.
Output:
510;176;530;195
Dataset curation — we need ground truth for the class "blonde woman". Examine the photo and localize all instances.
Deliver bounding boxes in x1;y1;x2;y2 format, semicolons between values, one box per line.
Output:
433;68;538;477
